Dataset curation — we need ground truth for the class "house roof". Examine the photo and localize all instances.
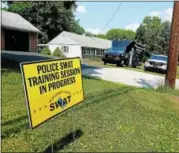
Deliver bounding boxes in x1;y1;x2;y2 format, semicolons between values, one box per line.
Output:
48;33;80;45
48;31;112;49
1;10;41;33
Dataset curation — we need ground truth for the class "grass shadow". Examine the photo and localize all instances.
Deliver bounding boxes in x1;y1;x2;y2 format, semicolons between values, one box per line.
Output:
2;122;28;139
81;63;101;69
146;68;166;74
82;75;102;81
76;86;134;111
43;128;83;153
2;115;28;127
1;59;21;73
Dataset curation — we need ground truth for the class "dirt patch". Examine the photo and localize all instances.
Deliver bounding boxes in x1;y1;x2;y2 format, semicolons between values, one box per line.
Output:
170;96;179;112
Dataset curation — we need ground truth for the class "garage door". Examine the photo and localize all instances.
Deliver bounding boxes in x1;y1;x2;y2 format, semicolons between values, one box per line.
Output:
5;29;29;51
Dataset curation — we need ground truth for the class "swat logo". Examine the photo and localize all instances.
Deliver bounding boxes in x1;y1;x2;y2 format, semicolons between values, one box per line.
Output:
49;91;71;111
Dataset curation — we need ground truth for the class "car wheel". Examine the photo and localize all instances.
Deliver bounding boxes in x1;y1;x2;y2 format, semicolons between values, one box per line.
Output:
144;67;148;71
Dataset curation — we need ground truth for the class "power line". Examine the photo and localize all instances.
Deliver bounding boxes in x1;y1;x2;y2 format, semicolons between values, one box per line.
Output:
100;2;123;34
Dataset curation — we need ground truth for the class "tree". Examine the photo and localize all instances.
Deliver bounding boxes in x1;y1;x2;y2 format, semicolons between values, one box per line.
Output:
94;34;108;39
106;28;136;40
84;31;94;37
135;16;168;54
157;21;171;55
53;47;62;57
7;1;84;43
70;19;85;35
135;24;146;44
41;47;51;55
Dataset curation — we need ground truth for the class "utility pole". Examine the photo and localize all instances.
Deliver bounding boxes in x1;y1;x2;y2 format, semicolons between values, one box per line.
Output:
165;1;179;88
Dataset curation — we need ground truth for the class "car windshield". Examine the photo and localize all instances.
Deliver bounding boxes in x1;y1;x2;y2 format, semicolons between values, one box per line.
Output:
150;55;168;61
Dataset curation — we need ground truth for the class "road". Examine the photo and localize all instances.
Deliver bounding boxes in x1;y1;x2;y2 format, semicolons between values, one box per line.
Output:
2;51;179;89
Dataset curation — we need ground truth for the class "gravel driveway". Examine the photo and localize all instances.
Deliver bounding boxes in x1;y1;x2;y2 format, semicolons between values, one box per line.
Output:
82;67;179;89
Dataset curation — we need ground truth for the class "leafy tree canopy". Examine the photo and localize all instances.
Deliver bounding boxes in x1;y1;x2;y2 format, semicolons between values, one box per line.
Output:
84;31;94;37
7;1;84;43
136;16;171;55
106;28;136;40
94;34;108;39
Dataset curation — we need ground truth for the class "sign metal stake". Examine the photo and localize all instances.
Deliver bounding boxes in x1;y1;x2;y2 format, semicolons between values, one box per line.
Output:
71;107;75;143
51;143;54;153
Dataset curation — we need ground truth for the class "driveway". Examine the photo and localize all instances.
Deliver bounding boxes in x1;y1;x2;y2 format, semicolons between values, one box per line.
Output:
82;67;179;89
1;50;57;62
1;51;99;69
2;51;179;89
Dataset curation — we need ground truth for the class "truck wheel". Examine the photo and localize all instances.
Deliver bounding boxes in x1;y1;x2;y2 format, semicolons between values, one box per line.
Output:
120;60;124;66
116;60;124;67
116;63;120;67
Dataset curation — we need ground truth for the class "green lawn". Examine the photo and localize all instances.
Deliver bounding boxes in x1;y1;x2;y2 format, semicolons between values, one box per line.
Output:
83;59;179;79
2;68;179;152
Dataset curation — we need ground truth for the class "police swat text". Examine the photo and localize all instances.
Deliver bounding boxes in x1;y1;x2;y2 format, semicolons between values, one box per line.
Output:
26;61;81;93
27;68;80;87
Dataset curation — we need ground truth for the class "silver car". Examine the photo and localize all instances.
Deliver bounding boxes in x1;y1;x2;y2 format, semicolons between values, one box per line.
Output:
144;54;168;73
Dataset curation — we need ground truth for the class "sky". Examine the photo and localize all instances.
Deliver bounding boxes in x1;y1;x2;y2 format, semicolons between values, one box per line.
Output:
75;1;174;34
1;1;174;34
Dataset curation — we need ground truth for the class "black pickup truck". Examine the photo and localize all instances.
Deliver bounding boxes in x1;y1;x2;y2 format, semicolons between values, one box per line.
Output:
102;40;145;67
102;51;129;66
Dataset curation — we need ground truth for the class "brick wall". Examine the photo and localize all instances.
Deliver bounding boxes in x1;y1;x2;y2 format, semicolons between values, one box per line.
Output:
29;32;38;52
1;28;5;50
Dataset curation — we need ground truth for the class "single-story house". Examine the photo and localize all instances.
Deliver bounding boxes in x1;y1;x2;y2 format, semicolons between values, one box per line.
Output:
1;10;41;52
39;31;112;58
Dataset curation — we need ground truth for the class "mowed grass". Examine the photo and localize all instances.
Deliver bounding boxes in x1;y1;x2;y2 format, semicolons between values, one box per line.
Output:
83;59;179;79
2;68;179;152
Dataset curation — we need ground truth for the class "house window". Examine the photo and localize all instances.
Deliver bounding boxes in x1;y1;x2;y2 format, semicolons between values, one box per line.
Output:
62;46;69;53
83;48;90;55
96;49;104;56
82;48;85;55
91;48;95;55
82;48;105;56
38;46;47;53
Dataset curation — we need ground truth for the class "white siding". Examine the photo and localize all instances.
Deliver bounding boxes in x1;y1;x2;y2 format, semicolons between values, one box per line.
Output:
48;44;82;58
49;45;61;53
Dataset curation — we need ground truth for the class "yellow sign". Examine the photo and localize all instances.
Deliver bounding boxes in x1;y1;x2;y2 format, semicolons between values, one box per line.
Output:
21;57;84;129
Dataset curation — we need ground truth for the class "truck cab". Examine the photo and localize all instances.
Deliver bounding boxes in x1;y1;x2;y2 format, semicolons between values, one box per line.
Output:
102;40;145;67
102;40;131;66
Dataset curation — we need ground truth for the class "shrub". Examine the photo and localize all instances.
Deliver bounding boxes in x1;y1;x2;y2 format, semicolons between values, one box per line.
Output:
41;47;51;55
60;54;67;58
53;47;62;57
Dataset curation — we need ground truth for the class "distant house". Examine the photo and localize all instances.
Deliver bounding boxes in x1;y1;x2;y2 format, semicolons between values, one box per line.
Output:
41;31;112;58
1;10;41;52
